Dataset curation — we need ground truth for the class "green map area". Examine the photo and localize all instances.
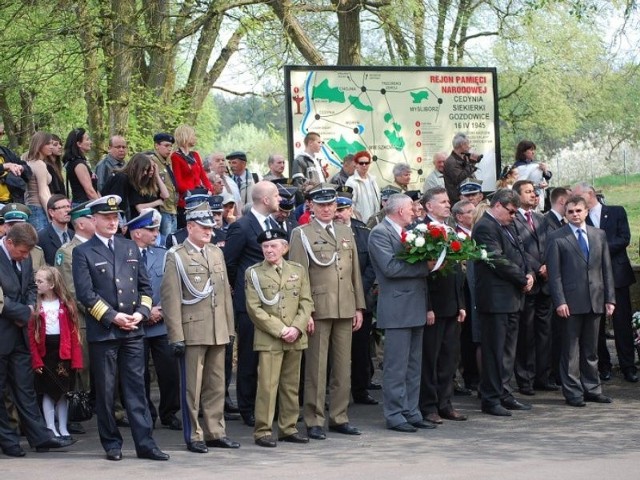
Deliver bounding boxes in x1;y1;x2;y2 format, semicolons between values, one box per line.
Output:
312;79;345;102
383;113;405;151
410;91;429;103
327;136;366;160
348;95;373;111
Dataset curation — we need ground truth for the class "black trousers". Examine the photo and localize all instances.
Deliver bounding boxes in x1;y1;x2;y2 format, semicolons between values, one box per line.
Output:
235;312;259;417
515;292;553;388
351;311;373;397
144;334;180;424
598;286;637;374
0;340;52;449
90;336;157;454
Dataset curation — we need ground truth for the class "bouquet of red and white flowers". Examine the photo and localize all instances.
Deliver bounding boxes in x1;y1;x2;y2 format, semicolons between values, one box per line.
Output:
397;222;491;274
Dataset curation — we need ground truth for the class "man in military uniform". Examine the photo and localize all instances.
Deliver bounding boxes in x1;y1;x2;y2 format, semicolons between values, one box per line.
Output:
270;183;298;236
245;228;314;447
288;183;366;440
165;193;226;249
366;185;402;229
333;187;378;405
0;203;46;270
126;208;181;431
161;201;239;454
73;195;168;462
54;201;95;434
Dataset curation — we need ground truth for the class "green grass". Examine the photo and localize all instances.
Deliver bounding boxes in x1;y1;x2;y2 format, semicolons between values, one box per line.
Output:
592;176;640;264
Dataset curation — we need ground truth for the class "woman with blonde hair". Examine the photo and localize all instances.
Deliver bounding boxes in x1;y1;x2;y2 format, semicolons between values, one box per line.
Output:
170;124;212;228
24;131;54;231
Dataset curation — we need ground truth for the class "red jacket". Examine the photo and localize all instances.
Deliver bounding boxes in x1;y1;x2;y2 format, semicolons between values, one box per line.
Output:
28;303;83;370
170;150;212;208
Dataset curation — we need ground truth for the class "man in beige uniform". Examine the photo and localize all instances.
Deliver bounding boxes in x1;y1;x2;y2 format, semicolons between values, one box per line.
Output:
161;201;238;454
245;228;314;447
288;183;366;440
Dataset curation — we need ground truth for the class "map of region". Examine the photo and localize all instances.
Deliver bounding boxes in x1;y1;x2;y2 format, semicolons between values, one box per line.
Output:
287;67;499;189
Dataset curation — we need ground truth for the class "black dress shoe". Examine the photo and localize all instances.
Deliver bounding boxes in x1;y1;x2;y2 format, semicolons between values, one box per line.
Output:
454;385;473;396
241;413;255;427
224;412;240;421
279;432;309;443
255;436;277;448
187;441;208;453
106;449;122;461
138;448;170;461
389;422;417;433
411;420;436;429
307;426;326;440
161;416;182;431
599;370;612;381
353;393;378;405
68;422;85;434
518;386;535;396
3;445;26;457
35;436;76;451
623;371;639;383
225;401;240;414
565;398;586;407
501;398;532;411
206;437;240;449
439;409;468;421
367;381;382;390
329;423;361;435
481;404;512;417
534;382;560;391
584;393;612;404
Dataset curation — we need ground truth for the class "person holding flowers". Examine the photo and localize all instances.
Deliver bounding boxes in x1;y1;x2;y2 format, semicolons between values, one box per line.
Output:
417;187;467;424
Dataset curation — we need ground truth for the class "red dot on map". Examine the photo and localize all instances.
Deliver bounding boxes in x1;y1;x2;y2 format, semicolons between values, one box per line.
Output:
415;121;421;127
415;130;421;135
416;142;422;147
294;87;299;93
417;157;422;163
295;142;301;148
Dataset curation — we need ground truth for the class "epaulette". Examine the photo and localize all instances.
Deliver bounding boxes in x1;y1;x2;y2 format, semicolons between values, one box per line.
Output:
351;218;370;231
167;243;185;255
288;261;304;269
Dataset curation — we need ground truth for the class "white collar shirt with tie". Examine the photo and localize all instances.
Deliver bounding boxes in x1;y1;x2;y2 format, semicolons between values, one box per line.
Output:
589;202;602;229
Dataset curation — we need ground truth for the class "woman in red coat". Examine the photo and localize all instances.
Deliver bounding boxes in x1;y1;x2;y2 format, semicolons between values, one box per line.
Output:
29;266;83;440
170;124;212;228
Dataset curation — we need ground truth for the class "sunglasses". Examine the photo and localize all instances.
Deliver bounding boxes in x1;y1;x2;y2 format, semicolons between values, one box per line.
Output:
357;162;371;166
502;204;517;216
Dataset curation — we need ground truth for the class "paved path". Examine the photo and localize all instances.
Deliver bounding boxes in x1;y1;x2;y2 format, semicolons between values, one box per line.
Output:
3;370;639;480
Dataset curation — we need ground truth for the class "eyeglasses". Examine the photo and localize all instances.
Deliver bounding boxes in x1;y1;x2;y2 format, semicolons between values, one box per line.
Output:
357;162;370;166
502;204;517;216
51;204;72;211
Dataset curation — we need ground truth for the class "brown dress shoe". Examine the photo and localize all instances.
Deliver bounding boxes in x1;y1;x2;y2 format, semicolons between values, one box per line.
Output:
424;412;443;424
439;409;467;421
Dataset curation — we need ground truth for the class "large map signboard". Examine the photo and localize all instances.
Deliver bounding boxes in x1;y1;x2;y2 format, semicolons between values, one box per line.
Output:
285;66;501;191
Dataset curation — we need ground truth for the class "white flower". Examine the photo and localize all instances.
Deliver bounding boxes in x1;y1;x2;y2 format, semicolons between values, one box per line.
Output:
414;236;425;247
457;232;468;240
414;223;428;233
480;249;488;260
405;232;416;243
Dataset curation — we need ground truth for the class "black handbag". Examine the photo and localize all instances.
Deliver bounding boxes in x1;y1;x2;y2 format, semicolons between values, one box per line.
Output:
66;374;93;423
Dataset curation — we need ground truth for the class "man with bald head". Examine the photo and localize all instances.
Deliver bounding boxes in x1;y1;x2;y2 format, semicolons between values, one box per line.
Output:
224;181;281;426
95;135;128;192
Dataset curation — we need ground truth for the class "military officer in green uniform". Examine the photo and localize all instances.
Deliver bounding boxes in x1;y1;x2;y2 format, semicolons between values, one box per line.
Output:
0;203;46;270
161;200;239;454
245;228;314;447
288;183;366;440
366;185;402;229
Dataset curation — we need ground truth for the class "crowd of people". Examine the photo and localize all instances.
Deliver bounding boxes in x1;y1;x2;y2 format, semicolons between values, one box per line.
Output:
0;126;637;460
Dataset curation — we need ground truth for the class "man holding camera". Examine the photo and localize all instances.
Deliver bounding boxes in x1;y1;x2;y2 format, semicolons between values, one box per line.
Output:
443;133;481;204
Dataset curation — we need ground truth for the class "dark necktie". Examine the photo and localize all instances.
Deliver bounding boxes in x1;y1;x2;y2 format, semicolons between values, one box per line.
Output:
560;218;566;226
275;265;282;277
11;260;21;285
325;224;334;239
108;238;114;252
141;248;148;265
62;231;69;244
234;175;242;189
525;211;535;232
577;228;589;260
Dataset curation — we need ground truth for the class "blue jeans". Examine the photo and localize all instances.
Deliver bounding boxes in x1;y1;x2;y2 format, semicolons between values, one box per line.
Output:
159;212;177;246
27;204;48;232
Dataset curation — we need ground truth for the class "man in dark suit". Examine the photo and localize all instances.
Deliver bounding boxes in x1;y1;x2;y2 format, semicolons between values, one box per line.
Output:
0;223;75;457
224;181;281;426
472;189;534;416
572;183;638;383
73;195;168;462
419;187;467;423
38;194;74;265
127;209;181;431
511;180;556;394
546;195;616;406
368;194;434;432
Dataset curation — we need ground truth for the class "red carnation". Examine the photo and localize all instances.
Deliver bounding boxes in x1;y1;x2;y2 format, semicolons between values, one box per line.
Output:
401;230;407;243
451;240;462;252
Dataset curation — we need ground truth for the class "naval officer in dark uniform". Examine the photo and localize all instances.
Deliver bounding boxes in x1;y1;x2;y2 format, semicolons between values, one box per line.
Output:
73;195;169;462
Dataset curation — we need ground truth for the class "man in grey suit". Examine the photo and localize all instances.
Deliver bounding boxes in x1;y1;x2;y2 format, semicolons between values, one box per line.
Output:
546;195;615;407
368;194;435;432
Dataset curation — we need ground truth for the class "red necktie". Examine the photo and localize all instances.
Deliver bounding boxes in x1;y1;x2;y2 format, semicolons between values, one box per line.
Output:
525;211;535;232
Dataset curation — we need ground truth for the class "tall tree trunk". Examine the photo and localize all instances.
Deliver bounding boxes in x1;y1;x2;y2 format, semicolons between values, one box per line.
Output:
413;0;426;66
269;0;326;65
434;0;451;66
333;0;361;65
